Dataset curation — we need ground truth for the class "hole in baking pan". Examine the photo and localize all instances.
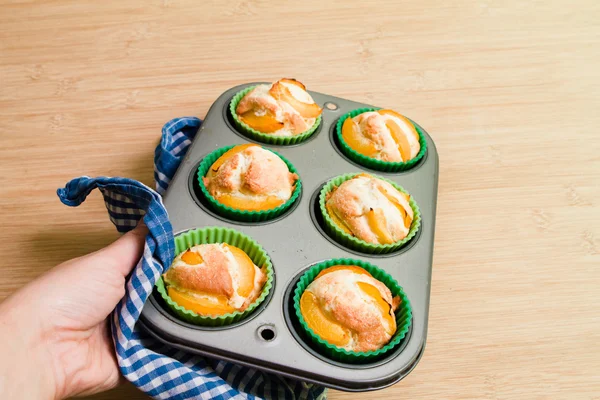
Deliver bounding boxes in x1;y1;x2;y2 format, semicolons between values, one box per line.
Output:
222;95;323;148
324;102;338;111
282;266;413;368
257;325;277;341
187;159;302;226
149;269;275;331
309;181;421;258
328;118;428;174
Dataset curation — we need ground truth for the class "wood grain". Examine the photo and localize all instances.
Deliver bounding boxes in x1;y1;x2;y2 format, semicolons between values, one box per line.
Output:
1;0;599;399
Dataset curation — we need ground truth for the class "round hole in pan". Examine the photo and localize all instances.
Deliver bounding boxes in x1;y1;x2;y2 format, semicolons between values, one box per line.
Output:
222;94;324;148
187;158;302;226
328;117;429;174
324;102;339;111
281;264;413;368
308;181;422;258
257;324;277;342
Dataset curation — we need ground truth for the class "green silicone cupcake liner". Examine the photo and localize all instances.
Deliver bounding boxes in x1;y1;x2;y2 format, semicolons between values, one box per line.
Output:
230;85;322;145
156;227;274;327
293;258;412;363
197;145;302;223
336;108;427;172
319;173;421;255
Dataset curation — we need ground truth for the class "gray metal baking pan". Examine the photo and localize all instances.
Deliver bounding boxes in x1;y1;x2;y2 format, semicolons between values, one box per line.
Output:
139;82;439;392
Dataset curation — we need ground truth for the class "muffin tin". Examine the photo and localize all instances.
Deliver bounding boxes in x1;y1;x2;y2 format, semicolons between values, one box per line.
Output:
138;82;439;392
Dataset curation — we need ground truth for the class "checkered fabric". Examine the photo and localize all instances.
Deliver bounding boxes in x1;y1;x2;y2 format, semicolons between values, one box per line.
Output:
57;117;326;400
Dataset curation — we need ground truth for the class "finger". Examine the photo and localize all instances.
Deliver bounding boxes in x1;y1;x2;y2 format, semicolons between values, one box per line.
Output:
96;223;149;277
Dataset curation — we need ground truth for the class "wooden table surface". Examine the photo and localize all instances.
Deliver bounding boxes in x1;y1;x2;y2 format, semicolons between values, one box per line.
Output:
1;1;599;399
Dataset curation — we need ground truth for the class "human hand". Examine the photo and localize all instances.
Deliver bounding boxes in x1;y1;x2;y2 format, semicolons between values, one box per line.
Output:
0;224;147;400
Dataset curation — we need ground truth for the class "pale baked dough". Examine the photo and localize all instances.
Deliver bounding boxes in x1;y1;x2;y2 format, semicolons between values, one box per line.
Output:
236;79;321;136
304;268;400;352
345;111;420;162
203;145;298;211
164;243;266;311
325;174;414;244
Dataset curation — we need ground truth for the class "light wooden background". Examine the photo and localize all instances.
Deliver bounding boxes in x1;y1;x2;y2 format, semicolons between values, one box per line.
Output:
1;0;599;399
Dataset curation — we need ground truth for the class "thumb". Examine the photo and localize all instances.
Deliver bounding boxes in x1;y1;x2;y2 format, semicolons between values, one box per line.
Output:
92;223;149;278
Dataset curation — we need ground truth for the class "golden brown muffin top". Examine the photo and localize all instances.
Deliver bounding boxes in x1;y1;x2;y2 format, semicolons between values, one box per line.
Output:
301;266;400;352
203;144;298;211
325;174;413;244
236;78;322;136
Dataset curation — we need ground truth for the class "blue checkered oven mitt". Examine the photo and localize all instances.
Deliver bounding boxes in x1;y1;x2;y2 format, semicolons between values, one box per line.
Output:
57;117;327;400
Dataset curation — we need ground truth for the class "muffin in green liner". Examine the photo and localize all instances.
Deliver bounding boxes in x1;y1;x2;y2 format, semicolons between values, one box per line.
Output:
197;144;302;223
336;108;427;172
230;85;322;145
293;258;412;363
319;173;421;254
156;227;274;326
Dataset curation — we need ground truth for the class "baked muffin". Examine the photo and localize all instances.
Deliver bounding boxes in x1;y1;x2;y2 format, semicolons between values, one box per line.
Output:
235;78;322;136
300;265;400;352
203;144;299;211
325;173;414;245
342;109;420;163
163;243;267;316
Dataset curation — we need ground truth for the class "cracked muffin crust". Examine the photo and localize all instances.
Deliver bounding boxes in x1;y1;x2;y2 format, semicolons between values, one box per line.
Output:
300;265;400;352
341;109;420;163
203;144;299;211
163;243;267;316
236;78;322;136
325;173;414;245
